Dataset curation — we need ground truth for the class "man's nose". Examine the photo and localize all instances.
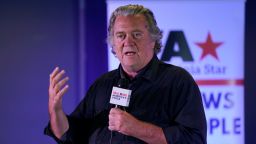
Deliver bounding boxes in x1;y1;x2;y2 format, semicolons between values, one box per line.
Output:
124;34;135;46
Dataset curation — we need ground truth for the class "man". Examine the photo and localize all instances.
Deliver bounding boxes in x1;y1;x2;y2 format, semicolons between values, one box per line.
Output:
45;4;207;144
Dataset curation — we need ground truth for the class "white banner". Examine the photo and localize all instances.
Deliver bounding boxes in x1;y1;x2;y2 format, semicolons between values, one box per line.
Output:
107;1;245;143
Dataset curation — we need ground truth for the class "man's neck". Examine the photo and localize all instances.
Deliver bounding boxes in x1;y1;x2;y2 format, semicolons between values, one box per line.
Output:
125;71;138;79
122;67;139;79
120;54;156;79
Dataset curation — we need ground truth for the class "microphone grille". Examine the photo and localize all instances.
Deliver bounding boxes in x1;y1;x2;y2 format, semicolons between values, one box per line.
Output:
117;78;129;88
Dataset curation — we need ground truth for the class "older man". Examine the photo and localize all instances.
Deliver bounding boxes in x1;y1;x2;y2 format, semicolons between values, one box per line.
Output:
45;4;207;144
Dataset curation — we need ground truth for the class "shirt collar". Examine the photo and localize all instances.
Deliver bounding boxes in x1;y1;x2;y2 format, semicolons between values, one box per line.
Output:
118;54;160;82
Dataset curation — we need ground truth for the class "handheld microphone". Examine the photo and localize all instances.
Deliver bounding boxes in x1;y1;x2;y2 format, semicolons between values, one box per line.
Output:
110;78;131;107
109;79;131;144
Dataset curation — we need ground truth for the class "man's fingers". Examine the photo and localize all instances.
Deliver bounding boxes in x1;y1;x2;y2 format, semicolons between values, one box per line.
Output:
54;77;69;93
108;120;122;132
48;67;69;101
51;70;65;87
109;108;124;123
56;85;69;100
108;125;116;131
108;108;125;132
49;67;59;80
110;108;122;114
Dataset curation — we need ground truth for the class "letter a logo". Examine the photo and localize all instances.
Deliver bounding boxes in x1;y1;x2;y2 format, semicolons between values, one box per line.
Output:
161;31;193;62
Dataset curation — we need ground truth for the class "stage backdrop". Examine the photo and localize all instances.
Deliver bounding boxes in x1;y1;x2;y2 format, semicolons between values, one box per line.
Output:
107;0;245;144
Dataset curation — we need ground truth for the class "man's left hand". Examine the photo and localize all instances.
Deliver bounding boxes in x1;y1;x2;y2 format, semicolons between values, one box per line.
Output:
108;108;140;136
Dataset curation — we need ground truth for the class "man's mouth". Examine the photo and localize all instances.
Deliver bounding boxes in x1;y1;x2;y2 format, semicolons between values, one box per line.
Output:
124;52;136;56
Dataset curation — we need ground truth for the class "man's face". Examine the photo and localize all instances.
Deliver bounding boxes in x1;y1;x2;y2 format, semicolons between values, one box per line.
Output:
112;15;155;73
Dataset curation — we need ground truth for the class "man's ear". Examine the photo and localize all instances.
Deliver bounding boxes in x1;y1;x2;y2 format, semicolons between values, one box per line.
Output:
111;47;117;57
111;48;116;55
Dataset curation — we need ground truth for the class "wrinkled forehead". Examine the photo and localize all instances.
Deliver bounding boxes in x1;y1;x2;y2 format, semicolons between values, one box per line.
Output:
113;15;148;29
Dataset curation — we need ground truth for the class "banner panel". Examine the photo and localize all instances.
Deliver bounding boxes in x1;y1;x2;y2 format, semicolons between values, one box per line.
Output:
107;1;245;143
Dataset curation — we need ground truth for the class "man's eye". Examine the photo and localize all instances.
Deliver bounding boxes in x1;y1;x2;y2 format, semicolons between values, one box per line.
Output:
133;32;143;39
116;34;125;40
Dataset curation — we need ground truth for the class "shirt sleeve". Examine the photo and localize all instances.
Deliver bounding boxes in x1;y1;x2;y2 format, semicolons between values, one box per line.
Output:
44;122;69;144
44;115;96;144
162;69;207;144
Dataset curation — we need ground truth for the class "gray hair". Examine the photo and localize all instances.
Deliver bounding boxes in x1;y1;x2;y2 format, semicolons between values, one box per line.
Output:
107;4;163;53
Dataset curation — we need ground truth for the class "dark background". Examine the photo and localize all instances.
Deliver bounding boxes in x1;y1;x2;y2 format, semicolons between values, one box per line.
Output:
244;0;256;143
0;0;254;143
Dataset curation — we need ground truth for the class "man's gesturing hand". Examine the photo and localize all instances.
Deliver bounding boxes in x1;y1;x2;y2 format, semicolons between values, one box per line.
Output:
48;67;70;138
48;67;69;115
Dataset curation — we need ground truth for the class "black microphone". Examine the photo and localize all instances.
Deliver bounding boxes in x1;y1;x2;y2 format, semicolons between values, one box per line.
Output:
117;78;129;89
109;78;131;144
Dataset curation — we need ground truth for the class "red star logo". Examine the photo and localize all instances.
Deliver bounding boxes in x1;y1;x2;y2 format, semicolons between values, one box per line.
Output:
195;32;223;61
